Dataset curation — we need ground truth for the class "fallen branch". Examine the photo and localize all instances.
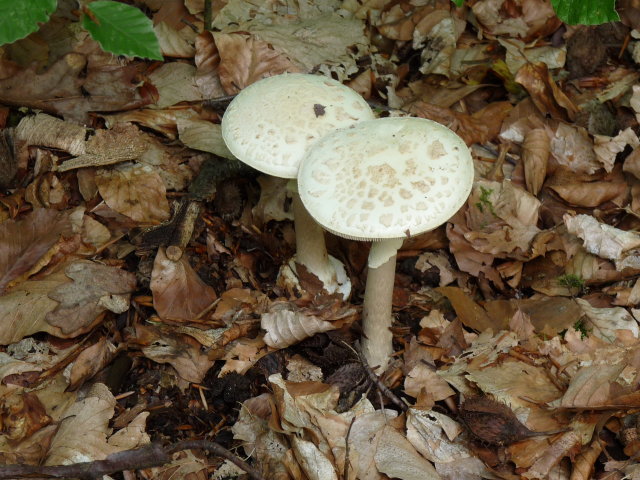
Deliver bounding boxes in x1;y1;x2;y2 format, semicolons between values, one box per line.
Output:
0;440;265;480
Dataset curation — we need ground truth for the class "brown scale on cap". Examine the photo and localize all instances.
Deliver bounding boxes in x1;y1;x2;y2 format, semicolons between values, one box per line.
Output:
459;396;567;446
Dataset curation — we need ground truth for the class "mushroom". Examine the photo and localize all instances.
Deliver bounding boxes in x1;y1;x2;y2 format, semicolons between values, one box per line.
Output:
221;73;374;298
298;117;474;371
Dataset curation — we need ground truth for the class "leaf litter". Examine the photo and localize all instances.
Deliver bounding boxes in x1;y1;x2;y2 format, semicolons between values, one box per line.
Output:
2;0;640;479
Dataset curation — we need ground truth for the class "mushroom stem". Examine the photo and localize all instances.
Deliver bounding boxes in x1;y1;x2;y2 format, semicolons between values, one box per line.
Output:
291;192;337;287
361;239;402;373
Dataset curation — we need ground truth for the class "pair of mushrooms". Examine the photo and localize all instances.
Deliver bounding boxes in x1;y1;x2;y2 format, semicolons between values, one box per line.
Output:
222;74;474;372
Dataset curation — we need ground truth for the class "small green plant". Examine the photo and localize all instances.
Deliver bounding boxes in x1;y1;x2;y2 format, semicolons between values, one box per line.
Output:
0;0;162;60
452;0;619;26
475;186;497;217
572;319;590;339
557;273;586;293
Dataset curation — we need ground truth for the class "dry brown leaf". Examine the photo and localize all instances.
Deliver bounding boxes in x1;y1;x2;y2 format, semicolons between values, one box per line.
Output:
374;424;440;480
141;449;209;480
219;336;268;376
500;38;566;75
80;214;112;249
0;424;57;465
147;62;203;108
95;163;170;225
523;431;581;478
473;0;559;39
406;409;462;457
213;32;300;95
509;309;536;341
464;180;541;259
348;410;396;480
378;3;438;41
623;146;640;180
15;113;86;155
194;31;225;99
436;286;497;332
211;288;268;323
46;261;136;336
549;123;599;174
576;298;639;341
262;303;336;349
415;251;456;287
499;97;547;144
446;216;504;287
0;392;51;442
176;117;234;159
150;247;218;323
571;440;603;480
291;436;338;480
404;362;455;402
247;13;368;82
515;62;578;121
45;383;149;466
549;177;628;208
522;128;549;195
483;296;580;334
406;100;512;145
0;48;151;123
58;123;148;172
564;214;640;261
560;363;628;408
0;267;72;344
413;9;466;77
136;323;214;383
232;395;291;480
67;337;118;391
594;127;640;173
154;21;196;58
466;357;564;420
0;208;73;293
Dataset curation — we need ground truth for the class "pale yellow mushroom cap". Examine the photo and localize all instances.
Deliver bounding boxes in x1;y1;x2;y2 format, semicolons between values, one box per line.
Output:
221;73;375;179
298;117;474;240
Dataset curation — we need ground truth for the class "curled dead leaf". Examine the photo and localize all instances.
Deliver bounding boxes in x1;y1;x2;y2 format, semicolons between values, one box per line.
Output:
522;128;549;195
262;303;336;349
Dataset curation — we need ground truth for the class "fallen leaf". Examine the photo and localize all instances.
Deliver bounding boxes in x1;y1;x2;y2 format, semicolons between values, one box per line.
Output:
150;247;218;323
374;424;440;480
576;298;639;341
564;214;640;261
95;162;170;225
0;208;72;293
522;128;550;195
136;323;214;383
262;301;356;349
67;338;118;391
46;261;136;336
436;287;498;332
45;383;149;465
213;32;300;95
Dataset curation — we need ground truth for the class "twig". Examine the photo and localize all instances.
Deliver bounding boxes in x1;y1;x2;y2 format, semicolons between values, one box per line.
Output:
344;341;409;413
0;440;265;480
343;416;356;480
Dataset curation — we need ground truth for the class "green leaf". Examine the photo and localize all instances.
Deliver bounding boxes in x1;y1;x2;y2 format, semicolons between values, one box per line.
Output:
551;0;619;25
451;0;464;6
0;0;57;46
82;0;162;60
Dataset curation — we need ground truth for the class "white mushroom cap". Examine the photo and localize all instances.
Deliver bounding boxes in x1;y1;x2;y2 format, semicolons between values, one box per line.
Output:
221;73;375;179
298;117;474;240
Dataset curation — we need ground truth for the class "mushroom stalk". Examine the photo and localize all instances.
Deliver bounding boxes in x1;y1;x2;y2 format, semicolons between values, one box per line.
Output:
291;192;337;288
360;239;403;373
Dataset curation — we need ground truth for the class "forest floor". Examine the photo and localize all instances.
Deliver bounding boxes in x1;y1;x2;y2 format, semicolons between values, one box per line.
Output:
1;0;640;479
